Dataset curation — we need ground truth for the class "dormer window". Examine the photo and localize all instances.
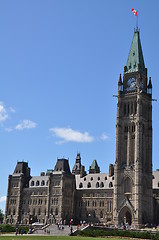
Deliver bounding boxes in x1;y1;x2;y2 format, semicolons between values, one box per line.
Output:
79;182;83;188
41;180;45;186
36;180;40;186
87;182;91;188
31;181;34;186
96;182;99;188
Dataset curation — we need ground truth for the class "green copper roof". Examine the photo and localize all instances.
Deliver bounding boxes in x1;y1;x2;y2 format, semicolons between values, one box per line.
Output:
90;160;99;169
125;30;146;74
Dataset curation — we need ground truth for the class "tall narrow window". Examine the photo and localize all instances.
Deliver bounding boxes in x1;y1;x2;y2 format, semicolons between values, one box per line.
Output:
128;103;129;114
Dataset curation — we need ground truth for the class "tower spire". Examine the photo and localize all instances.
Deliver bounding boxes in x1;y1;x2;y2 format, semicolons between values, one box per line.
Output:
124;29;146;75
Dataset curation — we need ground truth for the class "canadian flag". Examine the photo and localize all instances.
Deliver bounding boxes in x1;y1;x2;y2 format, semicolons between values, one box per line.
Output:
132;8;137;16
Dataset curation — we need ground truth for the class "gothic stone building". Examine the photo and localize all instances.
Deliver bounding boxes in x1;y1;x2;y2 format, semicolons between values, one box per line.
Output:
4;29;159;227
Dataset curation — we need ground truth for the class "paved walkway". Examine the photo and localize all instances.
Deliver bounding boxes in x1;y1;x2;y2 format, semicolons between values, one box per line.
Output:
32;224;77;236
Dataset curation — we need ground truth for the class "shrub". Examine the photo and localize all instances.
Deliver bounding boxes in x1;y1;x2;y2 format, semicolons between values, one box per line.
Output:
78;228;157;239
0;224;16;232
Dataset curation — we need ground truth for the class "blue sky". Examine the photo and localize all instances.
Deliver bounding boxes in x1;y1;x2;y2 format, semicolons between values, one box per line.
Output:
0;0;159;212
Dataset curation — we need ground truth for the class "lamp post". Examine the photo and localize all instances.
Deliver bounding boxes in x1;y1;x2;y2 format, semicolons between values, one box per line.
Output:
88;214;91;226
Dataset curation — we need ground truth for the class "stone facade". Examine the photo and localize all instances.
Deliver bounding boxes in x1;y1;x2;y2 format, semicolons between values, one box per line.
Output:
4;29;159;227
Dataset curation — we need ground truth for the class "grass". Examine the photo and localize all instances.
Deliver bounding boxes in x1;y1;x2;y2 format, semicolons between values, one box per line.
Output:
0;236;131;240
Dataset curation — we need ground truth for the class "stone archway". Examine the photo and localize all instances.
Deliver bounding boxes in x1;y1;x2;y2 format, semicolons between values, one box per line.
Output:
125;211;132;225
118;207;132;226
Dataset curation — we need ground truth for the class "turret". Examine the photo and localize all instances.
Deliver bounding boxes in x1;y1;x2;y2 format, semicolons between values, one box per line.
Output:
147;77;152;95
89;160;100;174
118;74;123;92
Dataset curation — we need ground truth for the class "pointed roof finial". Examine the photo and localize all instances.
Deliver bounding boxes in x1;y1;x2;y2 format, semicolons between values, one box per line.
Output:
125;30;146;75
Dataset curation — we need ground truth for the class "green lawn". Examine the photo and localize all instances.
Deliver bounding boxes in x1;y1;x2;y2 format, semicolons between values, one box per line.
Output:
0;236;130;240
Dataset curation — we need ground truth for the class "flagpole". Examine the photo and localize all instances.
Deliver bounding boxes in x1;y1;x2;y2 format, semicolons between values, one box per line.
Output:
136;10;138;30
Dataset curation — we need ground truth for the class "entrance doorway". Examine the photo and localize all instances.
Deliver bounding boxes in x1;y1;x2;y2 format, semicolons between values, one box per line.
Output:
125;211;132;225
119;207;132;226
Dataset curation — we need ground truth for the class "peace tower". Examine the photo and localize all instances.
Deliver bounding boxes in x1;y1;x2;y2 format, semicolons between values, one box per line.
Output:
113;29;153;226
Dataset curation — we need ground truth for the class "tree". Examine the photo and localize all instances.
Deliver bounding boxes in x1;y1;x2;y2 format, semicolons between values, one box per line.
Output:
0;209;4;224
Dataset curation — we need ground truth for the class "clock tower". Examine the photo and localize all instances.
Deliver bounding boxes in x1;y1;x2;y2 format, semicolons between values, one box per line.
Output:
113;29;153;227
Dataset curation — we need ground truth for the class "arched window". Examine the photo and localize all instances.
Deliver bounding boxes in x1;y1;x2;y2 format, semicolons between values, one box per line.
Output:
79;182;83;188
110;201;112;212
31;181;34;186
107;201;109;212
36;180;40;186
132;123;135;132
87;182;91;188
55;208;58;216
100;182;104;188
100;211;103;218
124;177;132;194
96;182;99;188
38;208;41;215
128;103;129;114
50;208;53;214
13;208;16;215
41;180;45;186
109;182;113;188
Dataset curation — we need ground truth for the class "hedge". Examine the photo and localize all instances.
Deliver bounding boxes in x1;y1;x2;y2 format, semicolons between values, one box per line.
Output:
0;224;29;234
78;228;159;239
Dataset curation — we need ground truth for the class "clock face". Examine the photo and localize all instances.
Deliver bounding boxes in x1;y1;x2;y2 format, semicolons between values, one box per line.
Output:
126;77;136;91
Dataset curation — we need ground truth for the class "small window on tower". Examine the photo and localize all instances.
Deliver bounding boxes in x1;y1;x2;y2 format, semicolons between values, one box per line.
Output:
128;103;129;114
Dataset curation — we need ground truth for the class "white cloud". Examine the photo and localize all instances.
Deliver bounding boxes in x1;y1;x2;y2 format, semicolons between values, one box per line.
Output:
0;196;6;203
0;102;8;122
50;127;94;143
15;120;37;130
101;133;108;141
